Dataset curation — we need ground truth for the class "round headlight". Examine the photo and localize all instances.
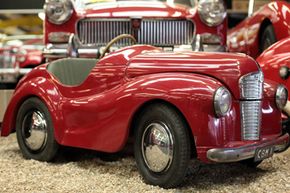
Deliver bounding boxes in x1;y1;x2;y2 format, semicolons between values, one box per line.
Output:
279;66;290;80
276;85;288;110
44;0;73;25
214;87;232;117
198;0;227;27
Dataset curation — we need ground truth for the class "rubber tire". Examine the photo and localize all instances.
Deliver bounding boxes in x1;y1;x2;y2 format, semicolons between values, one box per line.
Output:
240;158;262;168
16;97;59;162
134;104;191;188
260;25;277;53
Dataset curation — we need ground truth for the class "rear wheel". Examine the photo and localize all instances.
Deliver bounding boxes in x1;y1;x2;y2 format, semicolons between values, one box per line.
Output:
134;104;191;188
260;25;277;53
16;97;59;161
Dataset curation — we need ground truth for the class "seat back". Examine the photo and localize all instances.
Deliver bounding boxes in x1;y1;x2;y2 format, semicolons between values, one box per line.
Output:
47;58;98;86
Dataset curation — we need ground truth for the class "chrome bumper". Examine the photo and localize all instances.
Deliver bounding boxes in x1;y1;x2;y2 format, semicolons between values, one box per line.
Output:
207;133;289;163
0;68;32;83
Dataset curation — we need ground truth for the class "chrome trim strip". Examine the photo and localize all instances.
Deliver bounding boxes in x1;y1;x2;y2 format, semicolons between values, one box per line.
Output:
0;68;32;75
76;18;195;47
207;133;289;163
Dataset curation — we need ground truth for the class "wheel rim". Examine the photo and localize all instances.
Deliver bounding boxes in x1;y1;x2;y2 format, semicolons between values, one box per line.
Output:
141;122;173;173
21;110;48;151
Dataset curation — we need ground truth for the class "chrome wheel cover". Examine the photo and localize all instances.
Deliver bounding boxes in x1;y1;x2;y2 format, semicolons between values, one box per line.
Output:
22;110;48;151
141;122;173;173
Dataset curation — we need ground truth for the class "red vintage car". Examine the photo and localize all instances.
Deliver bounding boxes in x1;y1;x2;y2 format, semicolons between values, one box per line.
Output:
256;37;290;133
0;35;44;88
1;34;289;188
43;0;227;59
228;1;290;58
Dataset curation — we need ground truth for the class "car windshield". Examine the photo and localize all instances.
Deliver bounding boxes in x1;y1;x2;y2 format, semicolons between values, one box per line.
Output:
78;0;195;8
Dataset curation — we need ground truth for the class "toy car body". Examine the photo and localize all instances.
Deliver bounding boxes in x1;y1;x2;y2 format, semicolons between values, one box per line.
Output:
228;1;290;58
1;40;289;187
256;37;290;133
43;0;227;59
0;35;44;87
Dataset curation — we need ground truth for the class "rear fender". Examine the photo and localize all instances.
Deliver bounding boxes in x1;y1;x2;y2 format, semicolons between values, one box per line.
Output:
1;77;63;142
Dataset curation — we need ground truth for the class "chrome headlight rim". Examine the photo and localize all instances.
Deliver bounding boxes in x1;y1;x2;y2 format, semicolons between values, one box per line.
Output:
276;85;288;110
214;86;232;117
198;0;227;27
44;0;74;25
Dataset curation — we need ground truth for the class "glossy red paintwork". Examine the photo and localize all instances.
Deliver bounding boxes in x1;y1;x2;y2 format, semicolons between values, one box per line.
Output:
228;1;290;58
257;37;290;100
44;1;227;46
1;45;283;163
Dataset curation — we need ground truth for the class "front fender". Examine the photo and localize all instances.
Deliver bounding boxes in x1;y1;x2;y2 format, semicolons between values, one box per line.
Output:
126;72;226;146
1;76;63;142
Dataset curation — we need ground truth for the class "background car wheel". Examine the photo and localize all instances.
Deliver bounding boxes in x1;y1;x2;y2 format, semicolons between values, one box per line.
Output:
16;97;59;161
240;158;262;168
260;25;277;53
134;103;191;188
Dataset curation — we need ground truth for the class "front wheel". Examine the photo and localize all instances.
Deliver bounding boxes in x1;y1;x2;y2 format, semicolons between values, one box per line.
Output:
134;104;191;188
16;97;59;161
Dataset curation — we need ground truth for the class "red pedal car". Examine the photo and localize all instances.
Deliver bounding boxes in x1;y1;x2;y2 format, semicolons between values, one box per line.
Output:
256;37;290;133
0;35;44;88
228;1;290;58
43;0;227;59
1;34;289;188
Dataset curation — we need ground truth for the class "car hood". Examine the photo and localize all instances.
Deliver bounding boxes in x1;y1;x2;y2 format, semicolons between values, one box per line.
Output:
126;50;260;100
82;1;192;18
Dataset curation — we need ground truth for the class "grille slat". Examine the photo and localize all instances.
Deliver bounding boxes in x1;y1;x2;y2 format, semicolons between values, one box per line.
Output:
239;72;264;141
77;19;194;47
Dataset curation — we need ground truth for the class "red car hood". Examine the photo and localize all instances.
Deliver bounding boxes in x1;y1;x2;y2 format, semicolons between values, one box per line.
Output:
83;1;192;18
126;51;260;100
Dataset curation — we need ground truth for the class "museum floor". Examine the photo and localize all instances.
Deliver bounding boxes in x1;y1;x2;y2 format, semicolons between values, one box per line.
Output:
0;133;289;193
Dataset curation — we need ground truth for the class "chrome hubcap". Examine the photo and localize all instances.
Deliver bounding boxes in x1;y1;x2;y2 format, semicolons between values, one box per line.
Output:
22;111;48;151
141;122;173;173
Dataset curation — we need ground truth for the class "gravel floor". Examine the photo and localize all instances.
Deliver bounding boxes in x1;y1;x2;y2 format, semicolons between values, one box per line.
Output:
0;133;289;193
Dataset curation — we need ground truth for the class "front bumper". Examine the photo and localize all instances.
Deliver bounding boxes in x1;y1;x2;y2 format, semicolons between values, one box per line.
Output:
0;68;32;83
207;133;289;163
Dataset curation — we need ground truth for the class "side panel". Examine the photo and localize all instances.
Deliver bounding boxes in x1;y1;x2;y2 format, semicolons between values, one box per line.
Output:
59;73;224;152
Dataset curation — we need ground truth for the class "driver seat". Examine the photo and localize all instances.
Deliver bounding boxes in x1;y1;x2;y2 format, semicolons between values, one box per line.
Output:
47;58;98;86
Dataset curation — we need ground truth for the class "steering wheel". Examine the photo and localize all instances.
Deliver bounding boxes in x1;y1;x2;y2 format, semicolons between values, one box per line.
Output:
99;34;137;59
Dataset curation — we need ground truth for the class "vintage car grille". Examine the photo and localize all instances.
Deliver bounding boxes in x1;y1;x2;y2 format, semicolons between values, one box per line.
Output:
77;19;194;47
239;72;264;140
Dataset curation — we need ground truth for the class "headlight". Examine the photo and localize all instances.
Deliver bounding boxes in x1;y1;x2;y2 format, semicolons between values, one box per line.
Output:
214;87;232;117
44;0;73;25
276;85;288;110
279;66;290;80
198;0;227;27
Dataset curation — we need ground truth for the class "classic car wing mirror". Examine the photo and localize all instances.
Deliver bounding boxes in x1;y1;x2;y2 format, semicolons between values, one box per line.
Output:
279;66;290;80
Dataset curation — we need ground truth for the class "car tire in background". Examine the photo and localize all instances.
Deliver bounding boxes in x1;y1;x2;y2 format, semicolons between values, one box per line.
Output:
260;25;277;53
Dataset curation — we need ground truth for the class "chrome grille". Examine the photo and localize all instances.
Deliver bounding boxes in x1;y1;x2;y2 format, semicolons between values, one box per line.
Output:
239;72;263;100
77;19;194;46
239;71;264;140
240;101;262;140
